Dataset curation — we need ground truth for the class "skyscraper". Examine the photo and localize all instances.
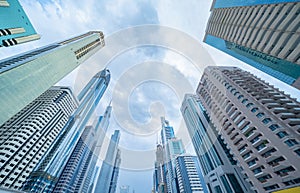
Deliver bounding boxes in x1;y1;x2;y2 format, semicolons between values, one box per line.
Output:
52;105;112;193
153;144;166;193
0;31;105;125
195;66;300;192
154;118;205;193
204;0;300;89
94;130;121;193
160;117;184;193
0;0;40;47
175;155;205;193
0;86;78;190
181;94;252;193
23;68;110;192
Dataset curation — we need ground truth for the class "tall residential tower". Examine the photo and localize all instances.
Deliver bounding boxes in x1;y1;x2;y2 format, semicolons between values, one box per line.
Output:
195;66;300;192
0;87;78;190
181;94;252;193
204;0;300;89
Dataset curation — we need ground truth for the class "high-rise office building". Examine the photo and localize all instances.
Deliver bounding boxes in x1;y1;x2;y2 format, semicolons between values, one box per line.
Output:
0;0;40;47
0;31;105;125
181;94;252;193
94;130;121;193
0;86;77;190
160;117;184;193
195;66;300;192
153;144;167;193
175;155;205;193
204;0;300;89
52;105;112;193
154;118;205;193
23;69;110;192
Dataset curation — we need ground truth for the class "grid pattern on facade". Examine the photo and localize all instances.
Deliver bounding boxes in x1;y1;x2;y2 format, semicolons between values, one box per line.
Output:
196;66;300;192
0;87;77;190
206;2;300;64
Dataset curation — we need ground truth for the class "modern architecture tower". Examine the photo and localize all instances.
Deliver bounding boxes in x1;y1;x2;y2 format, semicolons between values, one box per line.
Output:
0;31;105;125
153;144;167;193
0;0;40;47
204;0;300;89
175;155;205;193
181;94;252;193
154;117;205;193
195;66;300;192
94;130;121;193
52;105;112;193
0;87;77;190
23;68;110;192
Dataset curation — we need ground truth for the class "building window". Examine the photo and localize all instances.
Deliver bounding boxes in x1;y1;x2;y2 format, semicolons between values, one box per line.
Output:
269;124;279;131
257;174;272;183
251;108;258;113
262;118;271;124
284;139;298;147
276;131;288;139
294;149;300;157
246;103;254;108
256;113;264;118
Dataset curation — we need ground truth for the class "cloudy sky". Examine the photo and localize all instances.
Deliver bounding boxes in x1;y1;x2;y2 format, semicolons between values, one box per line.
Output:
1;0;300;193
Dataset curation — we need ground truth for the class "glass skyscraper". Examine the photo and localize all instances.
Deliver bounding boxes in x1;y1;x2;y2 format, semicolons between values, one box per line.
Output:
204;0;300;89
0;0;40;47
187;66;300;192
94;130;121;193
23;68;110;192
153;117;205;193
0;86;78;190
0;31;105;126
181;94;252;193
51;105;112;193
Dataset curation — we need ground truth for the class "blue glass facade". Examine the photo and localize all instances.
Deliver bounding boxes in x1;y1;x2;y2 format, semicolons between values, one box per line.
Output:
181;94;252;193
0;0;39;47
22;69;110;193
94;130;121;193
205;35;298;85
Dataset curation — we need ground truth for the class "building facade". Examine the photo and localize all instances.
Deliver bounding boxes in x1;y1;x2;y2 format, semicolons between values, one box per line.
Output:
52;104;112;193
23;69;110;192
0;86;77;190
204;0;300;89
153;118;205;193
195;66;300;192
153;144;167;193
0;0;40;47
175;155;205;193
94;130;121;193
0;31;105;125
181;94;252;193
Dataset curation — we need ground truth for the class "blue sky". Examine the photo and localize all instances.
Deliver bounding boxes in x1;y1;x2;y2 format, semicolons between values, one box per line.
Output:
1;0;300;193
